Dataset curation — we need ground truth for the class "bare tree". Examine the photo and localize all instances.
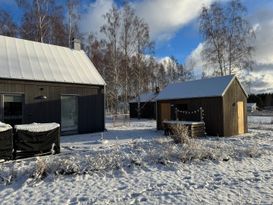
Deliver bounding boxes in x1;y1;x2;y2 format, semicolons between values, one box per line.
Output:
156;64;168;89
199;0;255;76
200;3;227;76
226;0;255;74
119;2;137;113
66;0;80;47
50;5;67;46
100;6;121;114
17;0;69;45
133;17;153;118
0;9;17;37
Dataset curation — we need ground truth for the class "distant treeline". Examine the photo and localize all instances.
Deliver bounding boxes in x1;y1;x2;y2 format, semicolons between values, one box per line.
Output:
248;94;273;108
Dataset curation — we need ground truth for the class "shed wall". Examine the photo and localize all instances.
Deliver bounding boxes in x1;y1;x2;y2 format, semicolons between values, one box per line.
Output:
223;79;248;136
157;97;224;136
0;79;104;134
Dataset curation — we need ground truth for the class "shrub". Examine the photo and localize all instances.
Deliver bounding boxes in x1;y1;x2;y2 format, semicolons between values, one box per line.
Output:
169;124;190;144
32;158;48;181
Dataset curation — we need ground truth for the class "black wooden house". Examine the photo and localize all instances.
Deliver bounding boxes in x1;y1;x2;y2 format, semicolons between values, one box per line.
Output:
0;35;105;134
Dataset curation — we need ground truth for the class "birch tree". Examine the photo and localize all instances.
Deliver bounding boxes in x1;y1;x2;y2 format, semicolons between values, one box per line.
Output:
17;0;69;45
100;6;121;113
66;0;80;47
119;2;137;113
134;17;153;118
199;0;255;76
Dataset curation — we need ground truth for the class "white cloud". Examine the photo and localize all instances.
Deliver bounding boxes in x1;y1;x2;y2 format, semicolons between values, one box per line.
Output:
134;0;215;41
185;43;204;77
80;0;220;41
80;0;114;37
245;6;273;93
251;10;273;64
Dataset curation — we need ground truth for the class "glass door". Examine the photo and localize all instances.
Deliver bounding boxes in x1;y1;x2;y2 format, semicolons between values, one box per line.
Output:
61;95;78;132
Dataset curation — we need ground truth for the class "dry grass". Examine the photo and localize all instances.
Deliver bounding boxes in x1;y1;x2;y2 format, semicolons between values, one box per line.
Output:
169;124;190;144
0;135;266;186
32;158;48;181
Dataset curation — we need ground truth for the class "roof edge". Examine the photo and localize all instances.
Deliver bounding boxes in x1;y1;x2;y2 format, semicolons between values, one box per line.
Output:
156;95;223;102
221;75;248;97
0;77;105;87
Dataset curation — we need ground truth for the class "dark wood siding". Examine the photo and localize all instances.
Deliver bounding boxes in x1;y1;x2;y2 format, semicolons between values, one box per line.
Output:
157;97;224;136
223;79;248;136
78;93;104;133
0;79;104;134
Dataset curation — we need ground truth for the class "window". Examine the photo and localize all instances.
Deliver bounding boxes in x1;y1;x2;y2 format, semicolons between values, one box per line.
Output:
3;94;24;126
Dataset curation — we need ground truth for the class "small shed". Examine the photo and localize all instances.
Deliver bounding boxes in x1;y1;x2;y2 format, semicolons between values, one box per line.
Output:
0;35;105;134
129;91;159;119
156;75;248;136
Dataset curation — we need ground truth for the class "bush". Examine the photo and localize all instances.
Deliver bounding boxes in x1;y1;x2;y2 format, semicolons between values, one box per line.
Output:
169;124;190;144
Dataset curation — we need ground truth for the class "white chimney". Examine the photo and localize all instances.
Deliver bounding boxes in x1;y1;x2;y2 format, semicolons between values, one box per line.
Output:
73;38;81;50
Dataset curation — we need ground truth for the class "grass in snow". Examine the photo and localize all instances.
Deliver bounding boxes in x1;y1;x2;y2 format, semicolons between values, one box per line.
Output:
0;134;268;187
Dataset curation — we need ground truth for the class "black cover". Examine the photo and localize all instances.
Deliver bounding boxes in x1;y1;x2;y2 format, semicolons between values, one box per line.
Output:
0;129;13;160
14;126;60;159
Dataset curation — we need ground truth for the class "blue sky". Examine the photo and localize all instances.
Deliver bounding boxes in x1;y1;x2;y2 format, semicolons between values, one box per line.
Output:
0;0;266;63
1;0;273;93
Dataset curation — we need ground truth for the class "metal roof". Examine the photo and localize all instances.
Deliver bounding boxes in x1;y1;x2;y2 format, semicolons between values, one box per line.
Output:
156;75;248;101
0;35;105;85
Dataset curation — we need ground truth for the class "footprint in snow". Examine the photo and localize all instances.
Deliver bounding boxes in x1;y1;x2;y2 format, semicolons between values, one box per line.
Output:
131;192;141;198
117;185;128;190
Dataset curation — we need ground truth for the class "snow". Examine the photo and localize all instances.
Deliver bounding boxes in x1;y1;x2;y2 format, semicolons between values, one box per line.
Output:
1;117;273;204
248;116;273;124
15;123;60;132
156;75;247;100
163;120;205;125
0;122;12;132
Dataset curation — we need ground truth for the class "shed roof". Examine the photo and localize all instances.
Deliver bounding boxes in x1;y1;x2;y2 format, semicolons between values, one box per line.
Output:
156;75;247;101
130;92;159;103
0;35;105;85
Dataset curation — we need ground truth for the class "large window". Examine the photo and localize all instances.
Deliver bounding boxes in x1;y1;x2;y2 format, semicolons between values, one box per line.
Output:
3;95;24;126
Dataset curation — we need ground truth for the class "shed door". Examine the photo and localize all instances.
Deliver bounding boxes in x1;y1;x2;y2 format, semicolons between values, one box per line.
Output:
161;103;171;122
237;101;244;134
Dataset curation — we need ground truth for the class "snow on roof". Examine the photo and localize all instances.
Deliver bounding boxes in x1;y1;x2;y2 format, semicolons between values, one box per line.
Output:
0;35;105;85
15;122;60;132
130;92;159;103
156;75;247;101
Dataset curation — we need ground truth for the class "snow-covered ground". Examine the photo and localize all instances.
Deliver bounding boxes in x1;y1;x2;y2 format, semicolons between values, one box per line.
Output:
1;118;273;204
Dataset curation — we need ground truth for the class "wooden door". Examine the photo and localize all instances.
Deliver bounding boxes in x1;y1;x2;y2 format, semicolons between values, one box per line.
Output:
161;103;171;122
237;101;244;134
